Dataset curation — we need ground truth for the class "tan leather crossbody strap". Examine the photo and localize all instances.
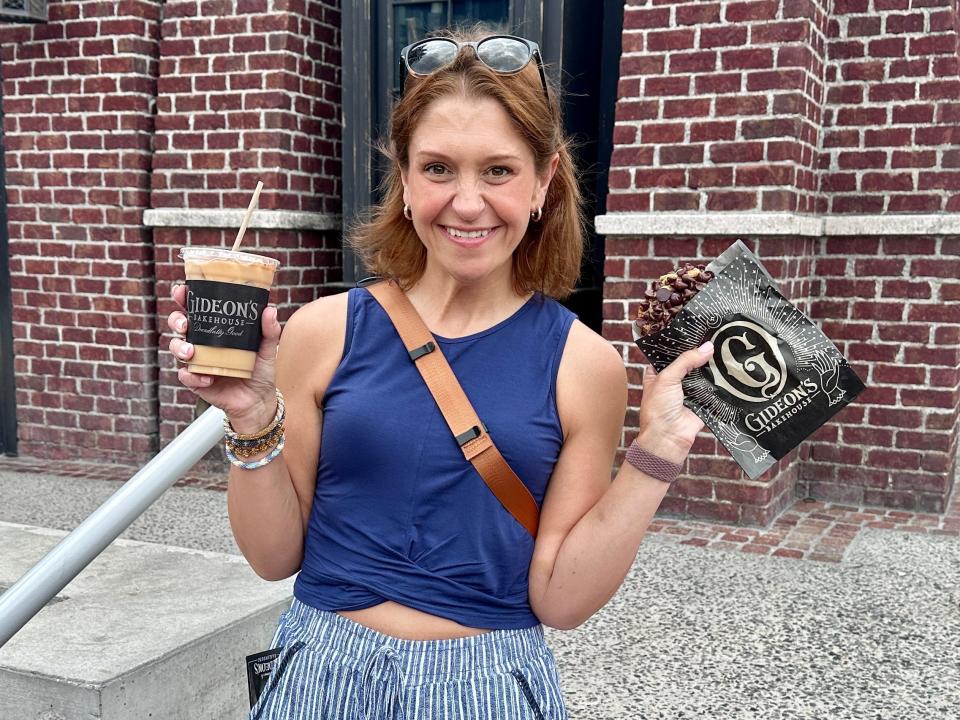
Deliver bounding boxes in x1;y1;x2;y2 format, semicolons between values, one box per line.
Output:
366;279;540;538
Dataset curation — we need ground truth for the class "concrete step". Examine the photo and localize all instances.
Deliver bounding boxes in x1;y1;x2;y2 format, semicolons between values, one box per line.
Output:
0;521;293;720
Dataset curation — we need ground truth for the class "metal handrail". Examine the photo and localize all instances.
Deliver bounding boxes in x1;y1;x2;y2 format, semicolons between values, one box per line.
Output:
0;406;226;647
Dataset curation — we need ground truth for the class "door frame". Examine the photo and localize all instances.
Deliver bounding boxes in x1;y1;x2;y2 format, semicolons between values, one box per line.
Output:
0;63;19;455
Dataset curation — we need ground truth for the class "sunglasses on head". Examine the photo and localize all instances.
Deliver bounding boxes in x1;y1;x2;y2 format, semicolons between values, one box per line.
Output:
398;35;549;101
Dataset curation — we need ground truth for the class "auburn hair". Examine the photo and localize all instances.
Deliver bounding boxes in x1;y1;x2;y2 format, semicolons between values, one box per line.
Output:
347;28;585;300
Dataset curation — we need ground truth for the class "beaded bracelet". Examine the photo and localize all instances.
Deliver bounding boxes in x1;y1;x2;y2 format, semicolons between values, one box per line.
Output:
224;388;285;441
226;432;286;470
227;420;285;451
227;425;285;459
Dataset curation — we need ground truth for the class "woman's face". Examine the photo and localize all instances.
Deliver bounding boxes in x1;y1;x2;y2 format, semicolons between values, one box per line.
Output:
400;94;558;289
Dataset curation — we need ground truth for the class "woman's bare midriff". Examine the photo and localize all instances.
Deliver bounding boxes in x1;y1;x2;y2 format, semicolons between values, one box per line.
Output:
337;601;490;641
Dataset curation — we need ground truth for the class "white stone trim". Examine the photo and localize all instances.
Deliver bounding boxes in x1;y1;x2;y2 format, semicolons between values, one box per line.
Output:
143;209;341;231
822;214;960;236
594;212;956;237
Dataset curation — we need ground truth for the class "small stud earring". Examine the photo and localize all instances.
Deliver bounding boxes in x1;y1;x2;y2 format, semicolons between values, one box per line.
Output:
403;204;412;221
530;207;542;222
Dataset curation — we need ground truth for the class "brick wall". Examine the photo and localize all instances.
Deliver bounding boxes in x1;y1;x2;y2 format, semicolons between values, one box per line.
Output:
823;0;960;213
1;0;342;465
1;0;164;461
151;0;343;460
612;0;830;214
152;0;341;214
605;0;960;521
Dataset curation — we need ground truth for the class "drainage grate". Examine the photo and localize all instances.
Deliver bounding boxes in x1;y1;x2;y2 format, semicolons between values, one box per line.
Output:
0;584;68;606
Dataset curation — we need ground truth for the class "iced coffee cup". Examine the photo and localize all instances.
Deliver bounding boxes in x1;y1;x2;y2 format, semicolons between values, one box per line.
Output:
178;247;279;379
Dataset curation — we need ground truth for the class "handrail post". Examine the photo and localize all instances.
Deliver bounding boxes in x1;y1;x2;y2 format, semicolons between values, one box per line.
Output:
0;406;226;647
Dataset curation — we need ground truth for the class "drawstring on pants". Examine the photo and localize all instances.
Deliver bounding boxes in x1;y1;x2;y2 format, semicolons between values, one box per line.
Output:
358;645;406;720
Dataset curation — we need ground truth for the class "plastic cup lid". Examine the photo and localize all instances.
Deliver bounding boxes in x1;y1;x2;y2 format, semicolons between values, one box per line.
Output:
179;247;279;268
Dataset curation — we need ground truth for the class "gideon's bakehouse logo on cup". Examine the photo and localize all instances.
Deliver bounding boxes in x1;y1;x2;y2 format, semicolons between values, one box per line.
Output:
634;240;866;480
179;246;279;379
186;279;266;349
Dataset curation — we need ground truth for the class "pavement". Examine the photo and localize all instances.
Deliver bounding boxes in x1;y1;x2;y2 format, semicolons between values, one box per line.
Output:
1;468;958;719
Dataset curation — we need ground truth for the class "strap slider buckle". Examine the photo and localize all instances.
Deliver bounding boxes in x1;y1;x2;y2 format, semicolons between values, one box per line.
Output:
408;341;436;361
455;422;488;447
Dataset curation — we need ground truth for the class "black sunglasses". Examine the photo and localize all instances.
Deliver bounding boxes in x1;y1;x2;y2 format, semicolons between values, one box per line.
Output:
398;35;549;101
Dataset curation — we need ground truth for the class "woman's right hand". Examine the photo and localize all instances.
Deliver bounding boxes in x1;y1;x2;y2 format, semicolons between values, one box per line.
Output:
167;282;283;433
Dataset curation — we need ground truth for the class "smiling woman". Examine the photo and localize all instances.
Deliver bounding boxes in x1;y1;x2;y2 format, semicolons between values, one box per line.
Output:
349;30;585;301
166;25;717;720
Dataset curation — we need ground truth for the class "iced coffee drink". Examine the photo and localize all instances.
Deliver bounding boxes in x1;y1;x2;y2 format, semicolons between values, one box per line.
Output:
179;247;279;379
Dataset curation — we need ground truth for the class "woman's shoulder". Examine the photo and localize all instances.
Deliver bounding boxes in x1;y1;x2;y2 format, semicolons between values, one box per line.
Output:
278;290;352;399
560;319;625;384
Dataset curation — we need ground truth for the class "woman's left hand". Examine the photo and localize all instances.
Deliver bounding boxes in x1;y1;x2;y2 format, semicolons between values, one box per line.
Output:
635;342;714;464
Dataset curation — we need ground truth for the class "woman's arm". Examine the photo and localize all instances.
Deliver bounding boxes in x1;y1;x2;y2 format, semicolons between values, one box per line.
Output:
527;321;710;630
225;292;348;580
174;286;347;580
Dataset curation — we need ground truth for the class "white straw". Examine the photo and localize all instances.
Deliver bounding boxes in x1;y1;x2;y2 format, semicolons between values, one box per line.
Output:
231;180;264;251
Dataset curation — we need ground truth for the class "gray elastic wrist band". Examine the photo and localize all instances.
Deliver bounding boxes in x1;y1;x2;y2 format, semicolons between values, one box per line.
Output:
625;439;683;484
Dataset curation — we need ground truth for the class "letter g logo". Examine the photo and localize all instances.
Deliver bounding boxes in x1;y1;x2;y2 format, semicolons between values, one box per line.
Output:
708;320;787;403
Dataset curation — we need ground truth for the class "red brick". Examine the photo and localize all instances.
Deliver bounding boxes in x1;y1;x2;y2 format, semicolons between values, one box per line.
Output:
725;0;779;22
868;82;917;102
715;95;769;116
891;151;936;169
700;25;748;49
844;426;895;446
892;104;934;124
881;280;932;299
811;443;863;465
916;126;960;145
889;58;930;78
761;190;798;211
841;60;884;81
618;100;659;121
690;120;737;142
837;151;887;171
848;16;882;36
853;258;905;276
663;98;711;118
653;192;700;211
831;41;866;61
722;48;774;70
909;34;957;56
648;29;695;53
851;302;905;321
660;144;704;164
867;449;922;471
736;165;795;186
751;21;809;44
669;51;717;74
633;168;686;188
869;37;907;57
746;69;806;91
620;56;663;76
836;107;888;126
869;407;924;428
901;389;957;409
834;0;869;11
644;75;691;96
688;166;734;187
919;80;960;100
623;7;671;29
710;141;764;163
694;73;742;94
706;191;758;210
606;194;651;212
908;304;960;323
861;173;913;192
611;146;655;166
641;123;686;144
873;364;926;385
847;343;900;366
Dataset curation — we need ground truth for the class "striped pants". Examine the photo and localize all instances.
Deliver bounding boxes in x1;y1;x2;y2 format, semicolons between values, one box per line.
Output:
249;598;567;720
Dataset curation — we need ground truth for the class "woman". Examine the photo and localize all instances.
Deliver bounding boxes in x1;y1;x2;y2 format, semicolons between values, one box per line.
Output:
168;30;712;720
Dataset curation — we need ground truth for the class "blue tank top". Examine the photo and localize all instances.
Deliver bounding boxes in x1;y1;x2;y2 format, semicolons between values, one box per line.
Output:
294;287;576;629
